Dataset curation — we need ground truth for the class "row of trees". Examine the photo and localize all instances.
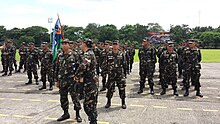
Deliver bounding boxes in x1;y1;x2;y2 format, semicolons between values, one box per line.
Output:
1;23;220;48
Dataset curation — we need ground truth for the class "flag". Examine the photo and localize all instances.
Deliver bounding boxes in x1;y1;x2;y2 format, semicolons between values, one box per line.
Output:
52;15;64;62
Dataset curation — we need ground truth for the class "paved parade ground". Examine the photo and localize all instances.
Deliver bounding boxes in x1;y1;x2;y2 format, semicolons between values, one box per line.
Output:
0;63;220;124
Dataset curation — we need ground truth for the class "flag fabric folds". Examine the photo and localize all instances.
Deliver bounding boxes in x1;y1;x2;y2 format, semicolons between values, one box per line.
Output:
52;16;64;62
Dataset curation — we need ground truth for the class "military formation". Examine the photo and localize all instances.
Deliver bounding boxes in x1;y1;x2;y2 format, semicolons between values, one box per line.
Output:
0;37;203;124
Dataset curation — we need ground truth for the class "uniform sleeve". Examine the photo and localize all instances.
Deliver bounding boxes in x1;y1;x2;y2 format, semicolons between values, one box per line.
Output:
198;49;201;63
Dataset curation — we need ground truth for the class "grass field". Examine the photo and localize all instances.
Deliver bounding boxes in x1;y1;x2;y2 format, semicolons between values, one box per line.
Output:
134;49;220;63
0;49;219;63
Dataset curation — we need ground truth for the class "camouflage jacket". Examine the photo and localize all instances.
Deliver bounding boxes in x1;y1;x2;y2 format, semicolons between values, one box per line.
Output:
75;49;97;85
100;48;111;69
106;50;126;78
138;46;156;66
92;47;101;65
182;47;201;68
160;50;178;75
19;47;28;59
57;50;79;86
26;48;39;66
41;49;53;69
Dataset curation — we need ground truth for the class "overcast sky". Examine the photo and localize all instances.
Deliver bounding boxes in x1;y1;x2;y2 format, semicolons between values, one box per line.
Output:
0;0;219;31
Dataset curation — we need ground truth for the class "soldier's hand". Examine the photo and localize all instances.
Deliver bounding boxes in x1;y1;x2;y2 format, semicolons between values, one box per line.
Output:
56;81;60;88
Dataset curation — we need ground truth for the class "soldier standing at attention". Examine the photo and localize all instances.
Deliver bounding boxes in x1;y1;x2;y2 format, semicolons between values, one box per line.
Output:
56;39;82;122
2;41;14;76
160;41;179;96
39;42;53;90
182;39;203;97
129;44;135;73
157;42;167;85
105;40;127;109
25;42;39;85
137;39;156;94
75;39;98;124
92;42;101;76
100;41;111;92
17;42;27;73
1;42;7;74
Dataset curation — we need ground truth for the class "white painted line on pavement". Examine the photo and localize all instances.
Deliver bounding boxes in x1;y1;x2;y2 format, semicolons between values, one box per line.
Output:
12;115;32;119
153;106;167;109
203;96;209;98
177;108;193;111
216;97;220;99
126;84;134;86
203;109;218;112
0;98;6;100
47;100;59;103
8;88;16;90
11;98;23;101
0;114;9;117
45;117;57;120
22;88;31;91
130;104;144;107
97;121;109;124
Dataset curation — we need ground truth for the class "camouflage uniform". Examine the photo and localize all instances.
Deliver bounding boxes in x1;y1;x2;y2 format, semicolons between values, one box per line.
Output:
12;45;17;72
26;46;39;84
129;46;135;72
100;48;110;91
57;50;81;120
138;45;156;94
177;45;185;78
182;45;203;97
2;43;15;76
18;45;27;72
92;47;101;76
157;46;167;84
160;50;178;95
105;50;127;109
75;48;98;124
39;48;53;90
1;44;7;73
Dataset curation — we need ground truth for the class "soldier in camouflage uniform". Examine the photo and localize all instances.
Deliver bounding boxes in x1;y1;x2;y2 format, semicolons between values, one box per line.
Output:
157;42;167;85
25;42;39;85
56;39;82;122
12;43;17;72
182;39;203;97
99;41;111;92
2;41;15;76
124;43;130;75
92;42;101;76
75;39;98;124
105;41;127;109
129;44;135;72
159;41;178;96
1;42;6;73
177;42;186;78
137;39;156;94
39;42;53;90
17;42;27;73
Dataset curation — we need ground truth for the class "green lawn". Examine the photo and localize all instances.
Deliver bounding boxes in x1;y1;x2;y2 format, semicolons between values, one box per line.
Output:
134;49;220;63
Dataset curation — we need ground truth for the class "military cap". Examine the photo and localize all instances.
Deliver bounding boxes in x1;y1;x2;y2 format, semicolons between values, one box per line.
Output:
76;39;82;43
167;40;174;44
22;42;26;45
83;38;93;48
7;40;12;43
62;39;70;44
113;40;119;45
28;42;34;45
69;41;74;44
105;40;111;44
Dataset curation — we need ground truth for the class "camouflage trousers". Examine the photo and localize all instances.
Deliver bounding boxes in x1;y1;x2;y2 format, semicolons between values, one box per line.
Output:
59;82;81;112
18;57;26;71
3;57;13;73
40;66;52;87
83;83;98;122
139;64;154;88
106;74;126;99
27;64;38;80
183;65;201;90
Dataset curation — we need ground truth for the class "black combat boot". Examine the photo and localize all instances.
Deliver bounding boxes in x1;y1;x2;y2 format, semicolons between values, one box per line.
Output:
23;69;26;73
105;98;111;108
57;110;70;121
39;84;46;90
35;79;39;85
2;72;7;76
49;83;53;91
8;71;12;76
75;110;82;122
25;80;32;85
121;98;126;109
150;86;154;95
0;70;4;73
100;87;106;92
137;82;144;94
196;89;203;97
160;88;166;95
184;88;189;97
173;89;179;96
90;120;97;124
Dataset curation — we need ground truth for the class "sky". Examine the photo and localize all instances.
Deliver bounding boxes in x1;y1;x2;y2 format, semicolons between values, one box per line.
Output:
0;0;220;31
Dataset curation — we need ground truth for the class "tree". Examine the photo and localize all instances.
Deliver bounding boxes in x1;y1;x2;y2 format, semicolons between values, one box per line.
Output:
64;26;84;41
170;24;191;43
18;36;35;46
0;26;7;42
83;23;100;40
147;23;164;32
98;24;119;42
